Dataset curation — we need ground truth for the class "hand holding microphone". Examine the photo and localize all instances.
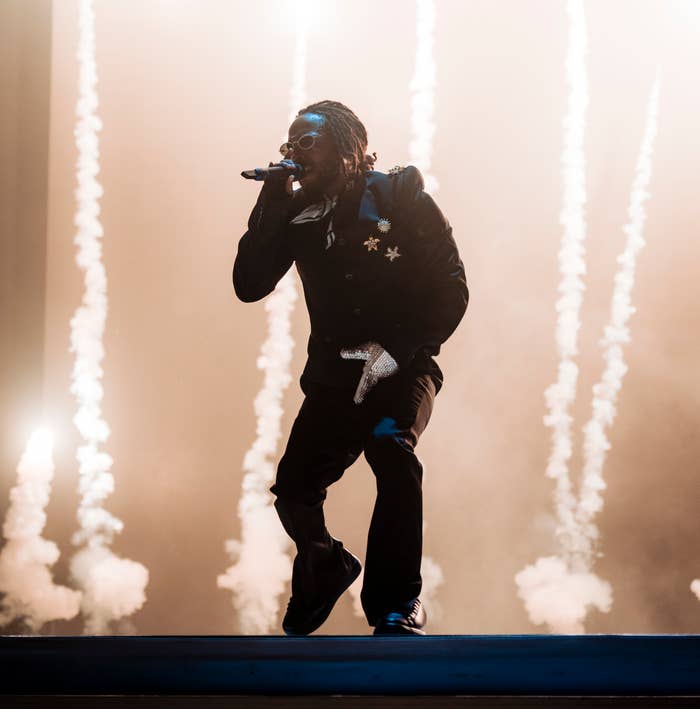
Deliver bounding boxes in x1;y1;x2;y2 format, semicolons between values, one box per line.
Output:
241;159;304;197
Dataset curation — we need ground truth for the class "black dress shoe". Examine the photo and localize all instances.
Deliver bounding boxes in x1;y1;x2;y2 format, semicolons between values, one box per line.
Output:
373;597;427;636
282;549;362;636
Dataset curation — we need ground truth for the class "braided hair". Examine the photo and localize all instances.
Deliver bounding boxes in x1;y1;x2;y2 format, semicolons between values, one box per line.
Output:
296;100;377;179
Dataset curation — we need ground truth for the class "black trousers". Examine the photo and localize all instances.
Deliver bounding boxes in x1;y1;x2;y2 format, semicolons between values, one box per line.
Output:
269;369;436;627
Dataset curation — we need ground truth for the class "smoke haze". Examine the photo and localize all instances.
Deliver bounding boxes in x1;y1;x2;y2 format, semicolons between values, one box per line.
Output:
2;0;698;635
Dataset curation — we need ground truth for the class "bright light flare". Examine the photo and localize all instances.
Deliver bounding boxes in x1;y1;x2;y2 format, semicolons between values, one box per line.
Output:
0;427;82;630
266;0;333;38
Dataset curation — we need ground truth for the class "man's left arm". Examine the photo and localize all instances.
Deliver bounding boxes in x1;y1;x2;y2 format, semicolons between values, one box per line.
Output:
380;165;469;369
340;167;468;404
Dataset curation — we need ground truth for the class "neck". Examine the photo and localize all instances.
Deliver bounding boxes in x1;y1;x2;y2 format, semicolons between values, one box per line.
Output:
324;173;350;199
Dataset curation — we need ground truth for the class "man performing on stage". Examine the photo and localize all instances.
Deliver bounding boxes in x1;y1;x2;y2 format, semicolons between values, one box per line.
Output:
233;100;468;636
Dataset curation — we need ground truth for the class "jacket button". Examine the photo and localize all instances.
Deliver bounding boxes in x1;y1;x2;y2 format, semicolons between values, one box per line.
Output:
323;336;332;343
353;307;361;316
338;237;346;246
345;273;353;281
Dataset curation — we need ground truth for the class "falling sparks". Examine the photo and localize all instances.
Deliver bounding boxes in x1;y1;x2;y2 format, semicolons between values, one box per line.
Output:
68;0;148;635
217;2;310;634
0;429;82;631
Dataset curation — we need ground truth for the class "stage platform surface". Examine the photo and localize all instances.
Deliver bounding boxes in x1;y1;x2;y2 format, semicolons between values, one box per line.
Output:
1;634;699;707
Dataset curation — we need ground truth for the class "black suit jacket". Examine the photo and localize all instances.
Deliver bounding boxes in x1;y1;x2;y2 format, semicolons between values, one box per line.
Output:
233;166;469;394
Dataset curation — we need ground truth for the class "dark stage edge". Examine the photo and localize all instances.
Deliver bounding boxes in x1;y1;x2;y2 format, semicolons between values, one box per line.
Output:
3;698;700;708
1;635;699;707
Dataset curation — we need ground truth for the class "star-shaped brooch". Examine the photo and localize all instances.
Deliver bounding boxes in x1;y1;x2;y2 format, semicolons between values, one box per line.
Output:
364;235;380;252
377;218;391;234
385;246;401;262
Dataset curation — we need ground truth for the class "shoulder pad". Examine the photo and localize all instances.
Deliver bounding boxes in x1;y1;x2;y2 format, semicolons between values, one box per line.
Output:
365;165;424;216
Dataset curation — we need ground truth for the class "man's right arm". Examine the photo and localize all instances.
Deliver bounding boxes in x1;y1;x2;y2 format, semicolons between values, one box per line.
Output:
232;182;295;303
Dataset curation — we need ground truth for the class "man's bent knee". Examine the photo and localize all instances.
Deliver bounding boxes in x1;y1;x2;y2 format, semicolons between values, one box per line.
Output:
369;417;417;453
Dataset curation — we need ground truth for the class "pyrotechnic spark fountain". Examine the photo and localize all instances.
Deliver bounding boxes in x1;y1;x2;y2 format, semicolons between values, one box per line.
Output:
68;0;148;635
517;5;662;634
217;6;308;634
577;75;660;565
516;0;612;634
544;0;589;562
0;429;82;630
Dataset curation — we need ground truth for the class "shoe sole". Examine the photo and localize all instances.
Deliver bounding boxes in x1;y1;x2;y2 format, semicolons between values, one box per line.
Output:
373;623;426;636
283;552;362;636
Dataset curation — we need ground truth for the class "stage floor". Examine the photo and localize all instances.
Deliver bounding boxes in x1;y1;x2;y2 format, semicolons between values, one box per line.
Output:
1;634;699;706
3;696;700;708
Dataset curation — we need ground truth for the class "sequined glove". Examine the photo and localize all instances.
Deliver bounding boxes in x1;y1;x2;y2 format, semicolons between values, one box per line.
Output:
340;342;399;404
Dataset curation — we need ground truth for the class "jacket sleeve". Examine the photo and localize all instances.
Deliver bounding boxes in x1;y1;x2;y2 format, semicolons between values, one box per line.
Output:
380;166;469;368
232;184;296;303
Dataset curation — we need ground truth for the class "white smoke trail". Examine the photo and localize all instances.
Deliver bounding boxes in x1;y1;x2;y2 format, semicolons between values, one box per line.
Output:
519;77;660;633
217;8;308;634
516;0;613;634
544;0;589;561
518;13;661;633
418;554;445;622
691;579;700;602
68;0;148;635
286;6;308;125
348;569;364;619
515;556;611;634
409;0;439;194
0;429;82;631
217;281;297;633
576;76;660;565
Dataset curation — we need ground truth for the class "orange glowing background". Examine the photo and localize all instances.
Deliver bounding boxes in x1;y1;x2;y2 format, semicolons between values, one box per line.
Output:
1;0;699;634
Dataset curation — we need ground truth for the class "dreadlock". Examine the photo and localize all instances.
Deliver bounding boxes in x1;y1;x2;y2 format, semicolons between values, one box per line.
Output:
297;100;377;179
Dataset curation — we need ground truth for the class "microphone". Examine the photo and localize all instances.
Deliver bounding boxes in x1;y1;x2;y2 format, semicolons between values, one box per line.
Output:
241;162;305;181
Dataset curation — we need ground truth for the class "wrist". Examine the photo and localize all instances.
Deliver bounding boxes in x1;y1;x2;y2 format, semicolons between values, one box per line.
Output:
261;180;293;202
